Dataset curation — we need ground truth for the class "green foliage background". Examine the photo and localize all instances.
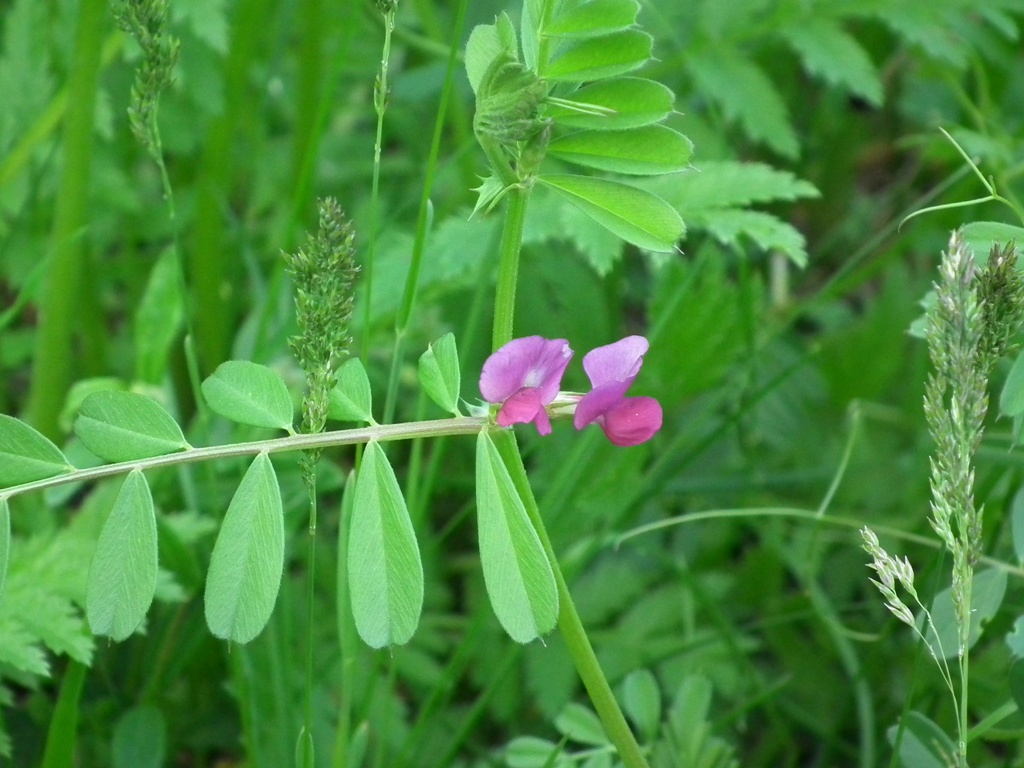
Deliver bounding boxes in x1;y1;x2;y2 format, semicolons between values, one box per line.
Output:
2;0;1024;765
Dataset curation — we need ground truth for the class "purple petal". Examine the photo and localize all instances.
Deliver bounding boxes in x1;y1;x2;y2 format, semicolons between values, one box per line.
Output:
480;336;573;405
497;388;542;428
582;336;649;389
600;396;663;447
573;381;631;430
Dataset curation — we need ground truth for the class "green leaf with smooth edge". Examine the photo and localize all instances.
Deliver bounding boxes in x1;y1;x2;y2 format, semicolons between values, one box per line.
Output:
961;222;1024;264
112;705;166;768
201;360;294;431
76;391;190;462
546;30;652;82
328;357;374;423
540;174;683;252
348;441;423;648
465;24;501;96
134;247;184;384
547;0;639;38
546;77;674;130
623;669;661;739
922;568;1007;659
1013;487;1024;563
505;737;566;768
886;711;955;768
555;702;608;746
548;125;692;175
1006;615;1024;658
204;453;285;643
86;470;158;641
0;414;72;486
418;333;462;415
1002;353;1024;417
0;499;9;602
475;431;558;643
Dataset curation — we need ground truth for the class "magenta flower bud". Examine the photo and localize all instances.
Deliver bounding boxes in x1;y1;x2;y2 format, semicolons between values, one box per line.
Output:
574;336;662;446
480;336;574;435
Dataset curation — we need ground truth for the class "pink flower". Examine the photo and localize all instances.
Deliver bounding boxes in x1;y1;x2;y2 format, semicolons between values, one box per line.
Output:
573;336;662;447
480;336;573;435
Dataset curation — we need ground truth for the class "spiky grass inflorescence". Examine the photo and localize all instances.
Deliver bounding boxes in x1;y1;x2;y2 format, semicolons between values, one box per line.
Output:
863;231;1024;766
286;198;359;476
112;0;180;162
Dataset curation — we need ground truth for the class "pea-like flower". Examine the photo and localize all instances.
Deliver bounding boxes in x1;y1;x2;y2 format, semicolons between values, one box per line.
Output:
479;336;573;435
573;336;662;447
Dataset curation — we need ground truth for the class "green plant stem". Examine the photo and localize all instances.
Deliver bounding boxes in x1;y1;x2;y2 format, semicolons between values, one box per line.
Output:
25;0;107;438
300;476;318;768
361;5;396;362
0;416;489;501
491;186;531;350
494;431;650;768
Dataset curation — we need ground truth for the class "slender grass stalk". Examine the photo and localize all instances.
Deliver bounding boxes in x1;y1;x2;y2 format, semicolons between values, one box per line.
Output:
360;2;397;363
25;0;107;438
381;0;470;425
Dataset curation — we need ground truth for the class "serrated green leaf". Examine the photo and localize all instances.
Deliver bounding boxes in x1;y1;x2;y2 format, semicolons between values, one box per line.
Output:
546;77;675;130
540;174;683;252
328;358;374;423
554;703;608;746
0;414;72;487
546;30;652;81
76;391;190;462
647;160;819;210
86;470;158;641
1001;352;1024;417
686;47;798;157
202;360;294;430
546;0;639;38
623;669;661;738
0;499;9;602
781;19;882;105
418;333;462;415
204;453;284;643
922;568;1006;659
548;125;692;175
690;208;809;267
348;441;423;648
475;431;558;643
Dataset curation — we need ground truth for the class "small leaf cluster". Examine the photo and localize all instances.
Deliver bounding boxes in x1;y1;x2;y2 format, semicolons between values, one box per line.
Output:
466;0;690;254
112;0;180;161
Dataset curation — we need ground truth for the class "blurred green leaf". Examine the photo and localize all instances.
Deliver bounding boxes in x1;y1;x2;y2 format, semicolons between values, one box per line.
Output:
923;568;1007;659
1006;615;1024;658
961;222;1024;262
505;736;567;768
348;441;423;648
623;668;661;739
781;19;882;105
1011;660;1024;713
76;391;190;462
546;77;675;130
547;0;639;38
475;431;558;643
328;357;374;423
0;499;8;602
887;711;956;768
204;453;284;643
202;360;294;430
555;702;608;746
0;414;71;486
86;470;158;641
548;125;692;175
133;248;185;384
1013;487;1024;563
1003;354;1024;419
112;705;166;768
540;174;683;252
418;333;462;415
546;30;652;81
